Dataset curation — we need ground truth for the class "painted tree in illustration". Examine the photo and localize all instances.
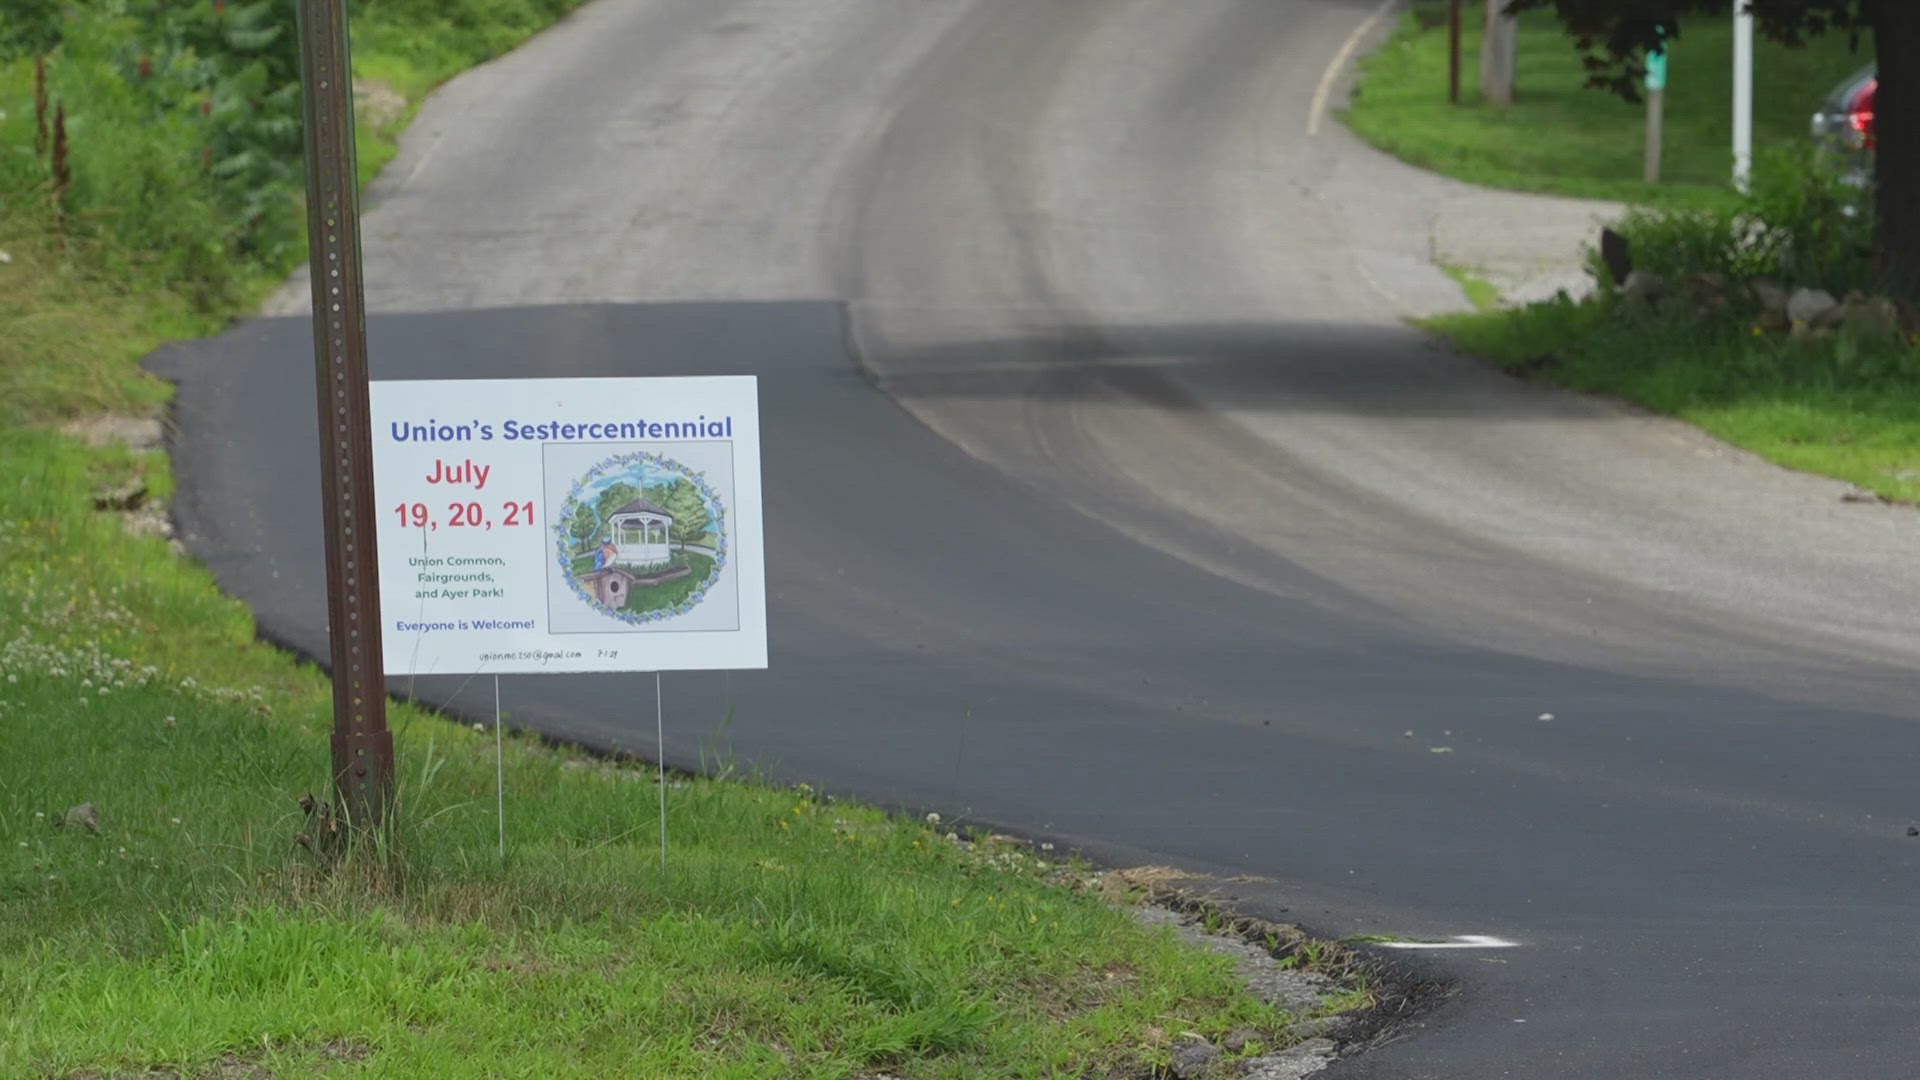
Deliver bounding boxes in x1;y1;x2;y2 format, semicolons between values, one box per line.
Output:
568;500;600;554
660;479;711;551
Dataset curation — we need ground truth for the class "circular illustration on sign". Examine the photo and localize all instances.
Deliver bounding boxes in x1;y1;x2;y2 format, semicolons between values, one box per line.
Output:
552;451;727;625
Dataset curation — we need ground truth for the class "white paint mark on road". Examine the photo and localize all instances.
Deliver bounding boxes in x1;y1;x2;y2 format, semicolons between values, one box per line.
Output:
1308;0;1397;136
1380;935;1521;950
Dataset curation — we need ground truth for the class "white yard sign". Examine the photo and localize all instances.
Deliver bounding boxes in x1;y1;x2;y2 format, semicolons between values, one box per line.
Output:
368;376;766;675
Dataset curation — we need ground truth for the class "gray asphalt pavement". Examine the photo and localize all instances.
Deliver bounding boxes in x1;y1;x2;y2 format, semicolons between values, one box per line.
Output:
153;1;1920;1076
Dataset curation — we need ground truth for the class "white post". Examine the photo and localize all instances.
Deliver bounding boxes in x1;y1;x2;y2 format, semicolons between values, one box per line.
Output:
503;672;510;857
656;672;667;873
1733;2;1755;192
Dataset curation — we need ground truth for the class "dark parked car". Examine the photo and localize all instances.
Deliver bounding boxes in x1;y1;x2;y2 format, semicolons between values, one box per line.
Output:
1810;64;1876;195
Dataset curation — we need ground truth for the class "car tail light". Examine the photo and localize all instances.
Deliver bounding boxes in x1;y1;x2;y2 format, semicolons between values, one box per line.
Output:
1849;78;1876;150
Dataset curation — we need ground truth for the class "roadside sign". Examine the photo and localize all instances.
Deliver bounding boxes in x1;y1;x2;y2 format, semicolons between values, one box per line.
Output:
369;376;767;675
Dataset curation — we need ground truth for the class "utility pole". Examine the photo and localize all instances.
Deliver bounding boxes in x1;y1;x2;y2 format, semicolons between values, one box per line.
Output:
1480;0;1517;107
296;0;395;832
1733;2;1755;192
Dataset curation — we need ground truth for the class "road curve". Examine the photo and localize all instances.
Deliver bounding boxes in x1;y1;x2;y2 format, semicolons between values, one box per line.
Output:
155;1;1920;1076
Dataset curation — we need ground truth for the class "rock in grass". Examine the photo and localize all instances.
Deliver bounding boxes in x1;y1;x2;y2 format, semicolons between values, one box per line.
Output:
1221;1025;1264;1053
1620;270;1664;306
1282;1015;1351;1041
1750;278;1789;316
1170;1037;1220;1079
1242;1038;1339;1080
1839;295;1902;340
91;479;148;512
63;803;99;833
1786;288;1839;326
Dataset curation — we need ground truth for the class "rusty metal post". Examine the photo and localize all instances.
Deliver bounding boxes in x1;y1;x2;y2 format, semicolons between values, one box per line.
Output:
1449;0;1462;105
297;0;394;831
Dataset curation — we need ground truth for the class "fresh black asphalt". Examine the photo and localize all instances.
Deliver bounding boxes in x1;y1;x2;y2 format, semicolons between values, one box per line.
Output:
150;301;1920;1078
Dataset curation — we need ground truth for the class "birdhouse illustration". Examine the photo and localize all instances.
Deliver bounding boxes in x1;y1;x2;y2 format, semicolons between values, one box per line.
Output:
580;566;638;609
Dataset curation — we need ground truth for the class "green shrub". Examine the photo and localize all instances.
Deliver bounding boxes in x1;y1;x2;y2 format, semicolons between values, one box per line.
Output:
0;0;63;60
1612;147;1876;295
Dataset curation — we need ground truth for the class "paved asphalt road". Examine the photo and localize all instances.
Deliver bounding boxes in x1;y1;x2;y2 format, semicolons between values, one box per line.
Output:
148;1;1920;1076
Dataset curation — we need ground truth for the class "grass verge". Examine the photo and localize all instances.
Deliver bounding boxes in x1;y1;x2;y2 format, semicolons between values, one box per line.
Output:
1429;295;1920;503
1345;5;1872;209
1;9;1377;1077
1439;263;1501;313
0;439;1362;1078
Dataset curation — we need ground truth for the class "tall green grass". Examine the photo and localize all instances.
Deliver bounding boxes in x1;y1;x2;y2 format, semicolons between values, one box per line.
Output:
0;423;1328;1075
1432;292;1920;501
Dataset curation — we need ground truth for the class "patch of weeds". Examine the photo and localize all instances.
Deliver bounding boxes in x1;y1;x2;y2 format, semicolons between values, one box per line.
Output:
1441;263;1503;312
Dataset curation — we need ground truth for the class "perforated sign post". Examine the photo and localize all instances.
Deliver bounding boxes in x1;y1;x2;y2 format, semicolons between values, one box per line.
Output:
369;377;768;862
297;0;394;831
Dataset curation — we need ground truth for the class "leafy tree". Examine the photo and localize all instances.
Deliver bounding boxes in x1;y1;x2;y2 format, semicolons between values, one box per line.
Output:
659;479;711;551
1507;1;1920;294
0;0;63;60
568;500;600;553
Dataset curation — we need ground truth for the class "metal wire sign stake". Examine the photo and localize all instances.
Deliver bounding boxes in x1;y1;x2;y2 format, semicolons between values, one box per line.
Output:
297;0;395;830
363;373;767;866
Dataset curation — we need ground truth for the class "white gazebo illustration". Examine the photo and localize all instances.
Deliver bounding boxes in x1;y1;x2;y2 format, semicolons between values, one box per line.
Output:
605;497;674;571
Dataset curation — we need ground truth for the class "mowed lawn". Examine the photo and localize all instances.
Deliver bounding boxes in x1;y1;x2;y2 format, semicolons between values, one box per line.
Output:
1345;3;1872;208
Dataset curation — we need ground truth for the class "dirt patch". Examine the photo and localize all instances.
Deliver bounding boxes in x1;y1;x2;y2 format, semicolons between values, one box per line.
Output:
1102;869;1458;1077
60;414;164;452
354;78;408;134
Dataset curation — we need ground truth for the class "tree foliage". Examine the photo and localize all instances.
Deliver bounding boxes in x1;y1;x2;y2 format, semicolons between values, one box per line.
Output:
1509;1;1920;294
593;482;639;533
1505;1;1868;101
658;479;712;550
568;500;600;552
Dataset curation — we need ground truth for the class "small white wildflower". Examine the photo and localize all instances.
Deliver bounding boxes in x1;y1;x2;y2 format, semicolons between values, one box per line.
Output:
1040;842;1054;851
473;723;485;732
925;812;941;826
170;817;181;826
